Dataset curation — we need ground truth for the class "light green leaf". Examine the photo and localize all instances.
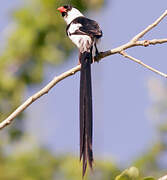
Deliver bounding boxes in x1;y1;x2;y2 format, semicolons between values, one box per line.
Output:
115;167;139;180
143;177;156;180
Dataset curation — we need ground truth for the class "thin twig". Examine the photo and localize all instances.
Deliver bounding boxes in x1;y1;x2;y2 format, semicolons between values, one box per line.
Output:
0;10;167;130
131;10;167;42
120;51;167;78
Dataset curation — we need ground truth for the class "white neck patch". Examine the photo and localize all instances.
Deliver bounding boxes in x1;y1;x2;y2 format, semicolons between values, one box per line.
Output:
64;8;84;25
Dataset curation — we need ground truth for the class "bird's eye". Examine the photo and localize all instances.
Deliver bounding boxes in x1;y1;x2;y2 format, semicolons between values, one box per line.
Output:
62;12;66;17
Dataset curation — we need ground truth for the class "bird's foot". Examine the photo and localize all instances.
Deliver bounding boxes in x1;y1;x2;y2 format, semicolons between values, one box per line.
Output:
94;51;103;63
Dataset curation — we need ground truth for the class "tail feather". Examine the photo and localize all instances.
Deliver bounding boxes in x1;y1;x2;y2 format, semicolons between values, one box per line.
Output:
79;50;93;177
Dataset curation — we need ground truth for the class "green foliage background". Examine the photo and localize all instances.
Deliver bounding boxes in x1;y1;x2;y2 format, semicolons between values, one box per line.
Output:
0;0;166;179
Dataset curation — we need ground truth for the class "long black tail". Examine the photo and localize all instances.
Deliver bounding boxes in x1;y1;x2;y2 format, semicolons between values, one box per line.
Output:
79;50;93;177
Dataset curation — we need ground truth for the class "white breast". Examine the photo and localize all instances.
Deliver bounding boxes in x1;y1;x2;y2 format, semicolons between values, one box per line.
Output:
68;23;82;34
68;23;93;53
70;35;92;53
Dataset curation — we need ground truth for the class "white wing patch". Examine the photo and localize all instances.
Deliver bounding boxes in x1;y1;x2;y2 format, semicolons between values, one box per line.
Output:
68;23;82;34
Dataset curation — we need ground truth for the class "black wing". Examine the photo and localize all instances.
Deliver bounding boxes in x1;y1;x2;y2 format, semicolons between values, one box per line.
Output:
68;16;102;38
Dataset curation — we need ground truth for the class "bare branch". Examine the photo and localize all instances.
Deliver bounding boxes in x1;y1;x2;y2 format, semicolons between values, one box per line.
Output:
137;39;167;46
95;38;167;61
120;51;167;78
131;10;167;42
0;10;167;130
0;65;81;129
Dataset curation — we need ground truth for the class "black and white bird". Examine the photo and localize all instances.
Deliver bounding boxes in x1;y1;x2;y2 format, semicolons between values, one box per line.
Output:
57;5;102;176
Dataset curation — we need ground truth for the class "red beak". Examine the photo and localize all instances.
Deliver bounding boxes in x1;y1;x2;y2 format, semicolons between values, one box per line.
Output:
57;6;67;13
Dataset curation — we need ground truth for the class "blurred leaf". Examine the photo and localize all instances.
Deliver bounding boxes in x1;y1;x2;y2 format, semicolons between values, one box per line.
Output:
115;167;139;180
143;177;156;180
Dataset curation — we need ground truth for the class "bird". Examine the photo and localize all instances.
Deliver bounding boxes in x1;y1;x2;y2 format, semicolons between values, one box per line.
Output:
57;5;102;176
